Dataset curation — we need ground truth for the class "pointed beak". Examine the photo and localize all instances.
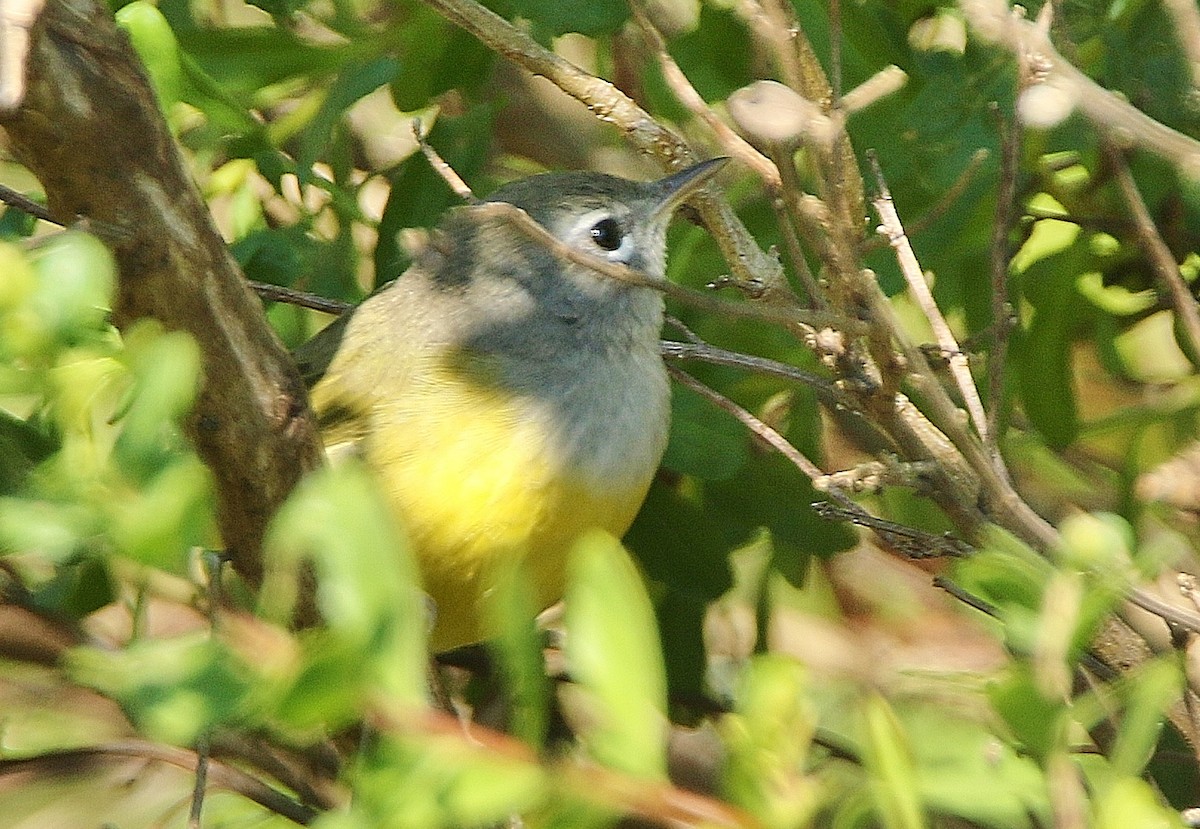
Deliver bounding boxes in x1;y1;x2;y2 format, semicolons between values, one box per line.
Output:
651;157;730;218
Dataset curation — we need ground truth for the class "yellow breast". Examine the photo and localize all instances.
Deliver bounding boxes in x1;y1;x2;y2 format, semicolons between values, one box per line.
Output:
313;355;666;650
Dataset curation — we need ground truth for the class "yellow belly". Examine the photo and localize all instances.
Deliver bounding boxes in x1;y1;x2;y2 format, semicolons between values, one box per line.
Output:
316;365;657;651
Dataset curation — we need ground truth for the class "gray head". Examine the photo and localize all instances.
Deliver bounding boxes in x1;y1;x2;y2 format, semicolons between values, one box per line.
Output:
483;157;729;281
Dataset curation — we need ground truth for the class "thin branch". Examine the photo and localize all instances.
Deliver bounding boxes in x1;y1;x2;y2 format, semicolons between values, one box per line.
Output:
867;152;991;446
987;108;1020;474
1105;143;1200;360
0;180;51;221
659;339;851;410
629;3;780;189
813;502;973;558
188;736;210;829
251;282;351;315
412;118;478;204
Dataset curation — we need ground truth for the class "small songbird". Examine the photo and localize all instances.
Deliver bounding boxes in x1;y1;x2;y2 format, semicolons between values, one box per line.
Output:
294;157;728;651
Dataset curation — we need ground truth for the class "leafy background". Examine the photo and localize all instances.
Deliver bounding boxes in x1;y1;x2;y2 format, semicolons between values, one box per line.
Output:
3;0;1200;826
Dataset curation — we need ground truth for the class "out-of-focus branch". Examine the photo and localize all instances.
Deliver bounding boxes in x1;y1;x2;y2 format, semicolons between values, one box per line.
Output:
0;0;324;586
962;0;1200;173
1162;0;1200;92
0;740;320;824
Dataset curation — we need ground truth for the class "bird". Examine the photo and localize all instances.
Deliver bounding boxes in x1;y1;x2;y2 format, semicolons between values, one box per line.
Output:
293;156;728;651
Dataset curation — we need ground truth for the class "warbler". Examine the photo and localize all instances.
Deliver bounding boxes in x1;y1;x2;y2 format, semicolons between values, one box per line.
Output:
294;157;728;651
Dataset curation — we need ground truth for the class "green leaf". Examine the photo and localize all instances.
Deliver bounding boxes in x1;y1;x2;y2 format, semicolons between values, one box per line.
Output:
861;693;927;829
296;57;402;183
564;530;667;780
113;323;202;478
660;382;748;481
67;635;257;746
1094;777;1182;829
988;666;1068;761
485;560;551;749
1109;659;1181;777
264;462;428;709
24;231;115;352
116;1;184;111
374;107;494;286
720;655;818;828
489;0;629;40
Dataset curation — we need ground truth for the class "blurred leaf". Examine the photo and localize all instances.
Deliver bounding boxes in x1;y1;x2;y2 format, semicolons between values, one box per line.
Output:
988;665;1067;761
116;1;184;111
564;530;667;780
68;635;257;746
109;457;213;568
485;560;551;749
720;655;817;828
113;323;202;478
861;693;927;829
0;410;57;494
1094;776;1182;829
31;557;115;619
24;231;115;354
349;733;547;829
1108;659;1180;778
264;462;428;709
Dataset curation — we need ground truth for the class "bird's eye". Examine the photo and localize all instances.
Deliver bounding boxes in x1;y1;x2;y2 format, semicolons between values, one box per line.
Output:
589;217;624;251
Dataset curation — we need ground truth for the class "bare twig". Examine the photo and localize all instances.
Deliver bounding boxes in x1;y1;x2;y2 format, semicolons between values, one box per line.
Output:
251;282;351;315
659;339;851;410
840;66;907;115
987;108;1019;471
867;152;991;446
813;502;973;558
188;736;210;829
0;180;52;221
1105;144;1200;360
629;4;780;188
413;118;478;204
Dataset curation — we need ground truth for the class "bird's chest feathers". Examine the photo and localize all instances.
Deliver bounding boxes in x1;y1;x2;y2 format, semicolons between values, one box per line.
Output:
360;346;669;553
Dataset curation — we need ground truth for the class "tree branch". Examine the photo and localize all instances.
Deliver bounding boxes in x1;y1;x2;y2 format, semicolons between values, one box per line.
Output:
0;0;324;586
